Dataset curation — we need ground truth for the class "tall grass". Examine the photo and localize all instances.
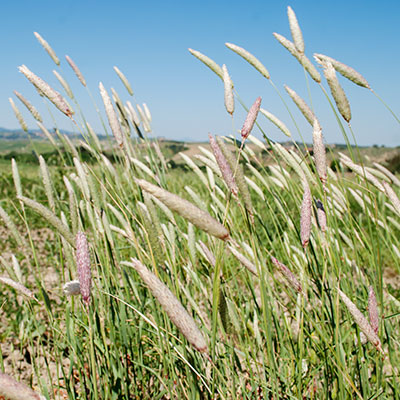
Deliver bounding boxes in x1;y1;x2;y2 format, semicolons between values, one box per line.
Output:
1;6;399;399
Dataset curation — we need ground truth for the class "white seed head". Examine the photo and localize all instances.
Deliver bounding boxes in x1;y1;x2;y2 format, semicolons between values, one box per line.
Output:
63;280;81;296
34;31;60;65
129;258;208;353
300;180;312;248
18;65;73;117
225;42;270;79
113;66;134;96
13;91;42;122
285;85;318;126
188;48;223;80
312;120;327;184
99;82;124;148
9;98;27;132
260;108;291;138
314;53;370;89
65;55;87;87
136;179;229;240
323;62;351;122
339;289;382;352
287;6;304;53
222;64;234;115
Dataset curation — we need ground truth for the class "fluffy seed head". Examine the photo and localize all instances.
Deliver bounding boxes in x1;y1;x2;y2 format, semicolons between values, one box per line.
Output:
9;98;27;132
225;42;270;79
314;199;327;232
383;181;400;215
222;64;234;115
228;245;258;276
198;240;216;267
63;280;81;296
188;48;224;80
338;289;382;352
312;120;327;184
339;155;384;191
113;66;134;96
13;91;42;122
65;55;87;86
136;179;230;240
241;97;261;139
0;372;45;400
300;180;312;248
273;33;320;82
99;82;124;148
260;108;291;138
285;85;318;126
209;134;238;196
323;62;351;122
0;276;35;299
34;32;60;65
314;53;370;89
368;286;379;335
18;65;73;117
17;195;75;246
287;6;304;53
129;258;208;353
76;232;91;306
53;70;73;98
271;257;302;293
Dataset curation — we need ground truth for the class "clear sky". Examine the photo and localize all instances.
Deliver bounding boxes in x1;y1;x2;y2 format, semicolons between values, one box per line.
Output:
1;0;399;146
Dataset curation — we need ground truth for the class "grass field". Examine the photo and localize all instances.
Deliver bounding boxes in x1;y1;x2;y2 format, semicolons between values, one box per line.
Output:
1;7;400;400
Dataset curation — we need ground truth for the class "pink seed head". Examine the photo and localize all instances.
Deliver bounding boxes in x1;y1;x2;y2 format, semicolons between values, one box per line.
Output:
76;231;91;306
368;286;379;335
241;97;261;140
271;257;302;293
300;180;312;248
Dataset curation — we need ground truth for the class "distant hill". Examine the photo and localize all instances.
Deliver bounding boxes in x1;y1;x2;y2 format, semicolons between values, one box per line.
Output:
0;127;86;140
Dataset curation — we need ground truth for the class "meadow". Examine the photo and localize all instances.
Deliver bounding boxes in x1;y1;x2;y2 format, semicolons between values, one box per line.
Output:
1;7;400;400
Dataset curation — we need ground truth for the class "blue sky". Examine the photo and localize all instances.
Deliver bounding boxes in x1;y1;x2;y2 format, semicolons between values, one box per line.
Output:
0;0;399;146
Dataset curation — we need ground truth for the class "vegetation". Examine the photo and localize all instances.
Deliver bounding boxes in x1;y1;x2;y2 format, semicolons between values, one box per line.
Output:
1;6;400;400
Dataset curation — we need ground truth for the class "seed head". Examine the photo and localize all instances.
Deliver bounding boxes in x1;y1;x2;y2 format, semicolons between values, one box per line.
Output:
136;179;230;240
260;108;291;138
314;199;327;232
114;66;134;96
314;53;370;89
284;85;318;126
63;280;81;296
65;55;87;87
13;91;42;122
9;98;27;132
99;82;124;148
225;42;270;79
222;64;234;115
287;6;304;53
300;180;312;248
76;232;91;306
241;97;261;140
368;286;379;335
0;372;45;400
338;289;382;352
34;32;60;65
188;48;223;80
129;258;208;353
323;62;351;122
312;120;327;184
209;134;238;196
271;257;302;293
18;65;73;117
